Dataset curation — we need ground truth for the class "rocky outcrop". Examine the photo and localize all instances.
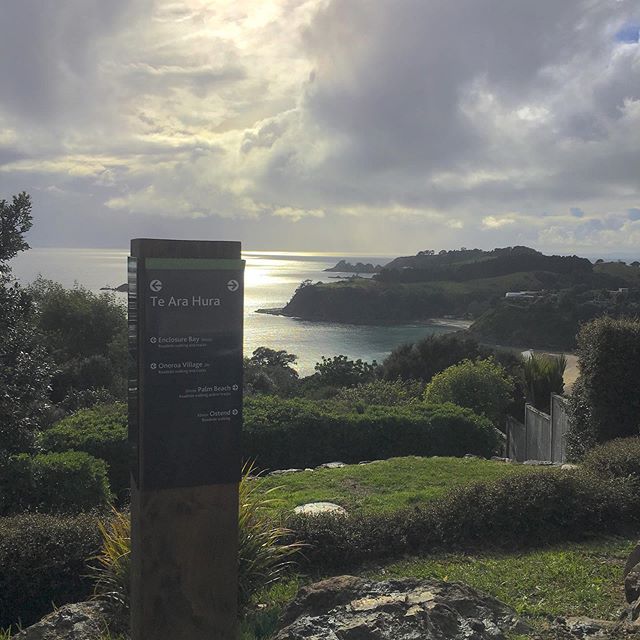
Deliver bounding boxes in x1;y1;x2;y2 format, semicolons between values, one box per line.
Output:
273;575;529;640
625;542;640;624
325;260;383;273
13;602;108;640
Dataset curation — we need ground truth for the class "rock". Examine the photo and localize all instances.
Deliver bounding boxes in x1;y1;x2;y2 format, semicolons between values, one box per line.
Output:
13;602;108;640
624;543;640;579
625;570;640;606
491;456;512;463
315;462;346;469
274;576;529;640
293;502;348;516
523;459;555;465
556;616;626;637
464;454;481;459
561;464;580;471
269;468;304;476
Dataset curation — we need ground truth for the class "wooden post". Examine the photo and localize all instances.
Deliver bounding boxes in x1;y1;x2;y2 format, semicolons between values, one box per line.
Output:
129;239;244;640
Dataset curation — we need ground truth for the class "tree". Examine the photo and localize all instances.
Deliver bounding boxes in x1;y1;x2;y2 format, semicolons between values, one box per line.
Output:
567;316;640;458
381;333;486;382
244;347;299;396
0;192;32;265
313;355;378;389
0;193;52;457
424;358;515;427
522;353;566;414
28;278;127;402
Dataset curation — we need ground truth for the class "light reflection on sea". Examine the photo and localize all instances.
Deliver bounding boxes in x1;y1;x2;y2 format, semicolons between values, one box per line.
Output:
11;248;463;375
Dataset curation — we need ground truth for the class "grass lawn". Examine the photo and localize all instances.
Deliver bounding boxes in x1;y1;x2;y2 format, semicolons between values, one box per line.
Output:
255;456;538;516
243;536;637;639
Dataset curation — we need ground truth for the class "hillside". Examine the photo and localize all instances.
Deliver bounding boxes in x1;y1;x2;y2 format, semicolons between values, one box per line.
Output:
280;248;640;348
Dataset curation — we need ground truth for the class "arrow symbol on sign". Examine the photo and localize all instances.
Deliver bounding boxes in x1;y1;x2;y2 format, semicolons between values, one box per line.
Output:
149;279;163;292
227;279;239;292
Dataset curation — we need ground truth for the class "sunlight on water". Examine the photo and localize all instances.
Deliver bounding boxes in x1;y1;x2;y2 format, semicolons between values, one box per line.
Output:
11;248;459;375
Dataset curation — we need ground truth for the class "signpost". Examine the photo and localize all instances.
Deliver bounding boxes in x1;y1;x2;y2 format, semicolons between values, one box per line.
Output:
129;239;244;640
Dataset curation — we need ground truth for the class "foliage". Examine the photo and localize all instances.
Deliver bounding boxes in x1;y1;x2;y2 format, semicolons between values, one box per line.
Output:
287;469;640;571
522;352;566;413
333;379;423;410
238;463;303;609
0;512;101;628
91;508;131;616
424;358;515;426
567;316;640;458
0;451;111;515
381;332;486;382
28;278;127;402
91;466;301;615
0;192;32;264
0;195;51;457
244;347;299;396
243;396;499;470
0;280;52;457
582;437;640;480
40;403;129;501
312;354;378;389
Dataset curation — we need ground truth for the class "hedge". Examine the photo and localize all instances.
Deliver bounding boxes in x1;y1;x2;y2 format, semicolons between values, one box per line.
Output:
40;403;129;501
0;451;111;515
287;469;640;570
242;396;499;469
0;513;101;628
582;437;640;480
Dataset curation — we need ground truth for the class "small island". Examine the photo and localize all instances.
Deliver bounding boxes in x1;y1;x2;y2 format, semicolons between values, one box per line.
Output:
324;260;383;273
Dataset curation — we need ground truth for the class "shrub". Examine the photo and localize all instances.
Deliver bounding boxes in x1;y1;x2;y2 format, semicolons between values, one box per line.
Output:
41;403;128;501
0;512;101;628
567;317;640;457
424;358;515;427
312;355;378;389
287;469;640;571
242;396;498;470
333;379;424;410
582;437;640;480
0;451;111;514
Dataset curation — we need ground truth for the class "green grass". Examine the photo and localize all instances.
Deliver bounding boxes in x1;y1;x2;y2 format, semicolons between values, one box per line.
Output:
241;536;636;639
366;536;636;621
255;456;537;516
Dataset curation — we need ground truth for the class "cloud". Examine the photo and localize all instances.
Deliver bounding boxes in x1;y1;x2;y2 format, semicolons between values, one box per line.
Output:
0;0;639;253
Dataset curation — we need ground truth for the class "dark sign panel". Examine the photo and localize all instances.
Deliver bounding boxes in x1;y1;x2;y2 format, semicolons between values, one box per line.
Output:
130;257;244;490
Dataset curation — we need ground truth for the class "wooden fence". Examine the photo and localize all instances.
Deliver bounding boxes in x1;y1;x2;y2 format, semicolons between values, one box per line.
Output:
506;393;569;463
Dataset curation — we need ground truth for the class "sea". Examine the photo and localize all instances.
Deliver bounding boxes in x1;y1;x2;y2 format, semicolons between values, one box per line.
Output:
10;248;466;376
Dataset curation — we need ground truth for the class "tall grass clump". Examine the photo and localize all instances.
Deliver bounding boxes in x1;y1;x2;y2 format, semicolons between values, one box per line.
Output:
91;465;301;614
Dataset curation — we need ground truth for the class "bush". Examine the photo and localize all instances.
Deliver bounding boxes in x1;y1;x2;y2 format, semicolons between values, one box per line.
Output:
568;317;640;457
41;403;128;501
0;512;101;628
0;451;111;514
242;396;498;470
333;379;424;409
287;469;640;571
424;358;515;427
582;437;640;480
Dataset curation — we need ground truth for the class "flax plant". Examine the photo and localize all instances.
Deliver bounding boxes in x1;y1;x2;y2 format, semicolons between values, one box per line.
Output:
91;463;302;615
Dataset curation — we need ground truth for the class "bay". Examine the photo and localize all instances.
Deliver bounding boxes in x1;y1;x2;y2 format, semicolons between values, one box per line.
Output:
10;248;464;376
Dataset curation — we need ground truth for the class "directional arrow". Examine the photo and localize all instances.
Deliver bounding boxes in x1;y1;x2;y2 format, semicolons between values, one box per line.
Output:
227;279;239;292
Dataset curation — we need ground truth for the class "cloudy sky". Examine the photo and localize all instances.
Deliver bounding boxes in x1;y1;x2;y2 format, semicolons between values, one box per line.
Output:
0;0;639;254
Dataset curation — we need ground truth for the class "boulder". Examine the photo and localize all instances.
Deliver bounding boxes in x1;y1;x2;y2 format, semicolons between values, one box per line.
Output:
316;462;346;470
626;570;640;607
13;602;108;640
293;502;348;516
273;576;529;640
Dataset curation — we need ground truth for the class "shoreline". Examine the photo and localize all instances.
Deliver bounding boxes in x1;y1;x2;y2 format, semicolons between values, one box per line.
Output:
255;307;473;330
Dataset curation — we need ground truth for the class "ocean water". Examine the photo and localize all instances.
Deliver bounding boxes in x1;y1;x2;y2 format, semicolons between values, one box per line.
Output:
10;248;463;375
